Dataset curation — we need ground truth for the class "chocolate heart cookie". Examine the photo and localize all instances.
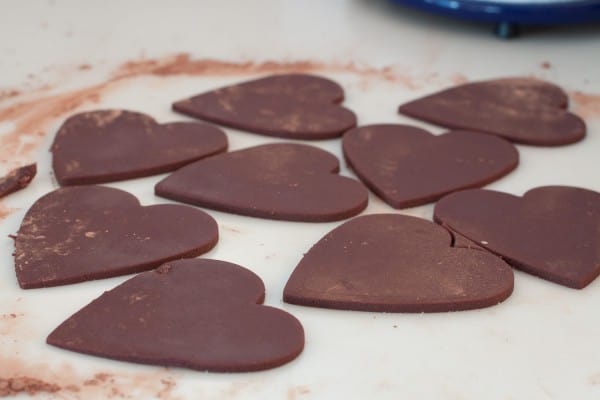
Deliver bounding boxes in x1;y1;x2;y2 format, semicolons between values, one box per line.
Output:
52;109;227;185
343;124;518;208
434;186;600;289
284;214;514;312
155;143;368;222
47;259;304;372
398;78;585;146
14;185;218;288
172;74;356;139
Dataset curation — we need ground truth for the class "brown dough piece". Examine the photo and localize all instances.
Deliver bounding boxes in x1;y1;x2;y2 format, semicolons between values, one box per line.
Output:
284;214;514;312
52;109;227;185
172;74;357;139
434;186;600;289
47;259;304;372
155;143;369;222
398;78;585;146
14;186;218;289
0;164;36;198
342;124;518;208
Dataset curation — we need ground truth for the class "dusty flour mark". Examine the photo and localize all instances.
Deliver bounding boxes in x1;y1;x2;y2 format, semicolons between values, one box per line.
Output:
588;372;600;385
0;357;181;399
570;91;600;119
287;385;311;400
0;312;26;337
0;90;21;103
220;224;242;234
450;73;468;85
0;202;17;221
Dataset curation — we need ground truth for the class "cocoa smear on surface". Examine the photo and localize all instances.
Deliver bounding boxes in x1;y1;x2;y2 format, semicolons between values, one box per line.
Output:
570;91;600;118
0;202;16;220
0;376;60;397
0;53;460;173
0;312;26;336
0;357;180;399
450;73;468;85
112;53;428;88
0;90;21;102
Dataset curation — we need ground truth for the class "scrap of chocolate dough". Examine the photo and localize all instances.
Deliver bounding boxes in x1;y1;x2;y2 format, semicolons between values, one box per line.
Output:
0;164;36;198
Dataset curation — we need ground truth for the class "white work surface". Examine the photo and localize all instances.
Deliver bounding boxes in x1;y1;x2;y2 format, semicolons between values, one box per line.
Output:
0;1;599;399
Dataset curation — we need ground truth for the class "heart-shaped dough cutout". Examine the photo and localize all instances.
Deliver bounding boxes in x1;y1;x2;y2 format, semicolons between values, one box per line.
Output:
47;259;304;372
398;78;585;146
434;186;600;289
284;214;514;312
52;109;227;185
155;143;368;222
172;74;357;139
14;185;218;288
343;124;518;208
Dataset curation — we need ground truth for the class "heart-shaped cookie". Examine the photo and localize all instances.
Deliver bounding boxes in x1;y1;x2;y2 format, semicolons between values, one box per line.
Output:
284;214;514;312
342;124;518;208
14;185;218;288
434;186;600;289
398;78;586;146
172;74;357;139
47;259;304;372
155;143;369;222
52;109;227;185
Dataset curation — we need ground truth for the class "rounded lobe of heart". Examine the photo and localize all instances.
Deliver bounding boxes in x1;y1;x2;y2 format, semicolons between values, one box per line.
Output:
283;214;514;312
47;259;305;372
14;186;219;289
51;109;228;185
155;143;369;222
342;124;519;208
434;186;600;289
172;74;356;139
398;78;585;146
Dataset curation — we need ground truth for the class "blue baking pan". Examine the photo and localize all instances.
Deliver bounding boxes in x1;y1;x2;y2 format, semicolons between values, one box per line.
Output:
390;0;600;37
